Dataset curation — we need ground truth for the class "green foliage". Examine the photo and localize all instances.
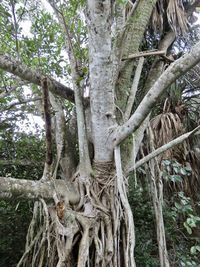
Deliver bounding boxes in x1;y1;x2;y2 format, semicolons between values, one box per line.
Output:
162;159;192;183
191;245;200;255
128;183;160;266
128;161;200;266
164;190;200;265
0;199;32;267
184;215;200;235
0;127;44;266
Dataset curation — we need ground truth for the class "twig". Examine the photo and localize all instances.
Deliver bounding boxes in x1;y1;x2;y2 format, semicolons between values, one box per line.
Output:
0;82;28;98
0;97;41;111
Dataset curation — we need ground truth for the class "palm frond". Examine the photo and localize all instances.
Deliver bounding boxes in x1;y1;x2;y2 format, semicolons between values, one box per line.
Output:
167;0;188;34
151;0;189;34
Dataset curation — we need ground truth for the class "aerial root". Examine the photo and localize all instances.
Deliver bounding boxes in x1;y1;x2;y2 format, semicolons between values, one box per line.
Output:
17;160;136;267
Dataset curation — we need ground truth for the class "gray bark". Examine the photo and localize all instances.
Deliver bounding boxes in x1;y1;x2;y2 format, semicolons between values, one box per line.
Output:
0;177;79;204
87;0;116;161
0;54;74;102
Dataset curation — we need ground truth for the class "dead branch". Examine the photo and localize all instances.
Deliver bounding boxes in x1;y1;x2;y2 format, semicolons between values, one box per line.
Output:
42;77;52;167
122;50;166;60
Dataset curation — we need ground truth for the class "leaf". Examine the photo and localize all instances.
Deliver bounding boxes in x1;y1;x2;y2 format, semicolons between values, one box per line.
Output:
183;222;192;234
191;246;196;255
191;245;200;255
186;218;196;228
170;175;182;182
180;168;187;175
175;202;182;210
163;159;171;166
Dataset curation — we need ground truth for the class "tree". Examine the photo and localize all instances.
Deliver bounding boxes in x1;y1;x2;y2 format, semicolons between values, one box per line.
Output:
0;0;200;266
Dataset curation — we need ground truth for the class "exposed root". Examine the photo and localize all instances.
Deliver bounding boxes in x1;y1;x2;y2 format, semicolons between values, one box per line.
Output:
18;160;136;267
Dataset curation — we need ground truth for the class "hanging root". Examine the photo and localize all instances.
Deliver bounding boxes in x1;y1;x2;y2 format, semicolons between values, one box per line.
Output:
114;146;136;267
17;201;51;267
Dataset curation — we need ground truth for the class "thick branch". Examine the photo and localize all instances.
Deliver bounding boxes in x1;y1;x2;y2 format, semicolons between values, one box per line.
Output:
0;177;79;204
115;0;157;114
125;31;176;165
127;125;200;174
114;40;200;145
114;146;136;267
0;54;74;102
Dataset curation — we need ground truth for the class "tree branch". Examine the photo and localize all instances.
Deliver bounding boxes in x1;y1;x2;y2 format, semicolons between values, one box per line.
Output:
0;97;41;111
42;78;53;176
0;81;28;98
126;125;200;174
122;50;166;61
48;1;92;174
0;54;75;102
124;57;144;121
114;40;200;145
0;177;80;204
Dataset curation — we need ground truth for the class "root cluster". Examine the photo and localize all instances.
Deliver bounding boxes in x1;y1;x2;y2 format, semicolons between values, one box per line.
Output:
17;161;135;267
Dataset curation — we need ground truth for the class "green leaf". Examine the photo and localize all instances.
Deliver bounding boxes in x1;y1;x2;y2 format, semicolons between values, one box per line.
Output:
183;222;192;234
175;202;182;210
180;168;187;175
191;245;200;255
163;159;171;166
170;175;182;182
190;246;196;255
186;218;196;228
